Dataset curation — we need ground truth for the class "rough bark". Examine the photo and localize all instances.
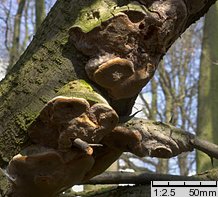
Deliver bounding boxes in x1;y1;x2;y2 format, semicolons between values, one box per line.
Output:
80;185;152;197
0;0;217;196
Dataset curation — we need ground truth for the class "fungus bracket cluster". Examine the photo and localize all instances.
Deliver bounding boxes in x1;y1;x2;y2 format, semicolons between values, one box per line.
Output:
7;80;121;196
7;80;200;196
69;0;187;99
5;0;218;196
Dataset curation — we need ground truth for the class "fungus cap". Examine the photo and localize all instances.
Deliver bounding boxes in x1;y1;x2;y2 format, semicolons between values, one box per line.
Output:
93;57;134;88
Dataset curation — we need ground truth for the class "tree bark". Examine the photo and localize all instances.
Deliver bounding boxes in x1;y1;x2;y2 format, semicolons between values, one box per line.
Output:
0;0;217;196
0;0;87;164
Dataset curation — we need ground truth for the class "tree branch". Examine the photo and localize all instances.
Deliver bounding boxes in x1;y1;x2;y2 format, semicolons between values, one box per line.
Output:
103;117;218;161
84;171;199;185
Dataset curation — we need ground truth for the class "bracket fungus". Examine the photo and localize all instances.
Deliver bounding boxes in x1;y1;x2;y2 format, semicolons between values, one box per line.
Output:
70;13;159;100
28;96;118;150
7;88;119;196
69;0;187;100
6;85;218;196
8;145;94;197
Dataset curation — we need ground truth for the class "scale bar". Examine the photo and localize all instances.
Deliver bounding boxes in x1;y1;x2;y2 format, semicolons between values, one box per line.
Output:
152;181;217;187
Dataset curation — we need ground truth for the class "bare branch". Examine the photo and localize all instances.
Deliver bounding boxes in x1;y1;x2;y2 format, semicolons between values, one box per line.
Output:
84;171;199;185
104;118;218;160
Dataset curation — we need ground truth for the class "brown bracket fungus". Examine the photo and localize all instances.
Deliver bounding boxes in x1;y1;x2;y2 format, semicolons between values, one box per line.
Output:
6;83;198;196
69;1;187;100
8;145;94;197
69;13;160;100
83;146;123;182
28;96;118;150
7;88;119;196
90;57;135;89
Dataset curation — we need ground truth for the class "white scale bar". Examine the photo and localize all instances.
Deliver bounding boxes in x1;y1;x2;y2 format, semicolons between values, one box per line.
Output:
151;181;217;197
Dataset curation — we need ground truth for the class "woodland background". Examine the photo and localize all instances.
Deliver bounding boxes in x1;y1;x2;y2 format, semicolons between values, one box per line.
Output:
0;0;218;196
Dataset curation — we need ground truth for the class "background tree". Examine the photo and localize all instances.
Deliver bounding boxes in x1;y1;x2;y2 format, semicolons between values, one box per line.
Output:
8;0;26;69
197;2;218;172
35;0;46;30
0;0;54;73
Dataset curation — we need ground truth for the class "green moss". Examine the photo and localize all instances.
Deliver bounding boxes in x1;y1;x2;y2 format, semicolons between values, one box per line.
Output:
39;96;50;104
32;54;43;61
72;0;115;32
58;80;92;93
35;78;43;85
42;42;57;54
55;36;69;46
22;89;30;94
57;80;108;104
54;57;63;65
71;1;147;33
15;112;38;131
78;80;93;90
0;74;16;97
36;63;49;73
197;168;218;180
0;171;10;195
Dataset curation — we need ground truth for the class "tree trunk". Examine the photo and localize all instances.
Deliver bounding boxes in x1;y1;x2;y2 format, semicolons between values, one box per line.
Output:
197;2;218;172
151;78;157;120
35;0;46;30
0;0;87;164
0;0;217;196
